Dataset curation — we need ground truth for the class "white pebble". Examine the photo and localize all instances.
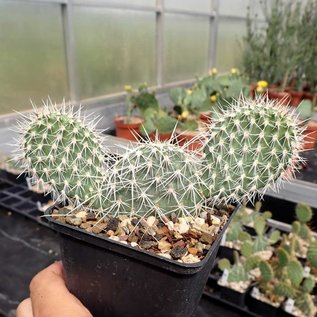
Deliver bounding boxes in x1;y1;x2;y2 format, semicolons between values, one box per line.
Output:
195;217;205;227
147;216;156;227
75;211;86;219
131;242;138;247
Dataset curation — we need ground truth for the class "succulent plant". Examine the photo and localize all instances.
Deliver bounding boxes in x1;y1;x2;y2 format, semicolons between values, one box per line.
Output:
17;95;304;221
218;251;253;283
17;101;111;210
202;96;304;205
294;203;313;240
307;241;317;267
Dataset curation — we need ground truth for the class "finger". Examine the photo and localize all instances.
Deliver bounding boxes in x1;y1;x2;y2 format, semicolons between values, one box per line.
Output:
16;298;34;317
30;261;92;317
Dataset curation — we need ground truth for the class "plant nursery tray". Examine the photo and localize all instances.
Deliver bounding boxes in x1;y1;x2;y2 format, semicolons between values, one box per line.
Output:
297;146;317;184
0;175;51;227
203;287;260;317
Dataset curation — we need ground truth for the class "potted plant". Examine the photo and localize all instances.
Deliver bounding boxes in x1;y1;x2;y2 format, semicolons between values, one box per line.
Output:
16;96;303;317
168;87;205;151
296;99;317;149
217;251;259;307
114;83;159;141
139;107;177;142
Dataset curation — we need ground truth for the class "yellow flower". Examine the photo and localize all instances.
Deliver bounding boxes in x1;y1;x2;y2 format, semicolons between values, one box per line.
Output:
257;80;268;89
208;68;218;76
210;95;217;103
181;111;189;119
124;85;133;92
256;86;264;93
187;89;192;95
230;68;239;75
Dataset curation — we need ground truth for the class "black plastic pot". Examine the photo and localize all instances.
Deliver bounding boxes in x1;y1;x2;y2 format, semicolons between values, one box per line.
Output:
277;308;295;317
46;206;238;317
217;245;236;263
247;291;278;317
220;285;248;307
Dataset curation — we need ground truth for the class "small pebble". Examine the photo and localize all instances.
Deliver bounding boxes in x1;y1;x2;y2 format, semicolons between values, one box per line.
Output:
106;218;120;231
66;216;82;226
170;246;187;259
131;242;138;247
109;236;120;241
75;211;86;219
195;217;205;226
181;254;200;263
188;247;198;255
158;239;172;252
146;216;156;227
92;223;107;234
159;253;172;260
86;212;97;221
200;232;215;244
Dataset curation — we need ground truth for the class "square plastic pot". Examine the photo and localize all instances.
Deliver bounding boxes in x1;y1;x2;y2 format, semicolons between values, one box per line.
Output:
220;285;248;307
46;205;238;317
247;291;278;317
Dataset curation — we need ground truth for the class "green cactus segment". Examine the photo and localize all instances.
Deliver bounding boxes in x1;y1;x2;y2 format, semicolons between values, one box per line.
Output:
218;258;231;271
104;141;203;218
245;256;260;271
301;277;315;294
20;104;108;209
240;241;253;258
277;248;290;267
268;230;281;244
307;242;317;267
287;260;304;288
202;97;303;204
295;293;316;317
292;221;301;235
259;261;274;282
228;264;249;283
274;281;296;298
295;203;313;223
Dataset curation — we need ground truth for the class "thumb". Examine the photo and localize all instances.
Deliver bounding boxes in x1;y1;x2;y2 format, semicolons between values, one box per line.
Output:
30;261;92;317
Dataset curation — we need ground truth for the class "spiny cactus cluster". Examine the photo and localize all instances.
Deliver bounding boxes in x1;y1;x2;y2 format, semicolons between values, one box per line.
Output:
17;102;111;210
17;96;304;219
202;96;304;204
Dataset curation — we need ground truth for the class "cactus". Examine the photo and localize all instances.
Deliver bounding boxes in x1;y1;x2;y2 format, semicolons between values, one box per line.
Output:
287;260;304;288
294;203;313;241
218;251;251;283
307;242;317;267
259;260;274;282
202;96;304;205
103;140;204;218
17;102;110;210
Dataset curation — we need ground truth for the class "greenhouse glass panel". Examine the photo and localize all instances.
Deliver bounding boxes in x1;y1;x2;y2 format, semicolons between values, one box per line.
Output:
0;1;68;115
163;14;209;83
164;0;211;13
218;0;250;18
216;18;246;72
73;7;156;99
73;0;156;8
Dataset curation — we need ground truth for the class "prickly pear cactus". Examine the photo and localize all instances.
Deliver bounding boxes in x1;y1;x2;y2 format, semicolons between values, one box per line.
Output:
202;96;304;204
307;242;317;267
17;102;110;209
103;140;204;218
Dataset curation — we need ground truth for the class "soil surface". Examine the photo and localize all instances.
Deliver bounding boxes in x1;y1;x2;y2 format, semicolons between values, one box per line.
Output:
52;204;235;264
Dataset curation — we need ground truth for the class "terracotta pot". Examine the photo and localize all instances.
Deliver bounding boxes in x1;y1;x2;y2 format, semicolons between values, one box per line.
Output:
304;91;315;101
114;116;143;141
268;89;291;106
149;132;173;142
199;112;211;125
176;130;204;152
289;90;304;107
303;121;317;149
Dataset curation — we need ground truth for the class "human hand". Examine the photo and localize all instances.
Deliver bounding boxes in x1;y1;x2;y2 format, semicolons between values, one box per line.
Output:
16;261;92;317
